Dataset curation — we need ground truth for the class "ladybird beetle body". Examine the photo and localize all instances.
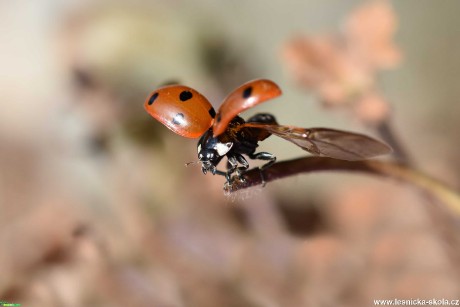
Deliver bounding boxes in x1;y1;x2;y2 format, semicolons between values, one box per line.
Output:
144;79;391;184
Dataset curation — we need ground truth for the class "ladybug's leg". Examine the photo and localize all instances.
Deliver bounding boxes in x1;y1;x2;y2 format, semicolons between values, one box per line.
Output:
234;154;249;182
211;168;227;176
248;152;276;169
211;167;232;182
226;156;238;175
226;154;249;183
248;152;276;186
235;154;249;171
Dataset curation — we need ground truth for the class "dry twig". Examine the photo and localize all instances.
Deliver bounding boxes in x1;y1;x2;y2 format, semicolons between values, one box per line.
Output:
225;156;460;216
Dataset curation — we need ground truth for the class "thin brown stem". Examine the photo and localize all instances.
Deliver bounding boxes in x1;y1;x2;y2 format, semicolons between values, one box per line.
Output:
225;157;460;216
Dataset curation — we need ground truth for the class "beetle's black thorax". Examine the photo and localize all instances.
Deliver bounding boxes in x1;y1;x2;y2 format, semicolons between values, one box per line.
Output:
197;116;253;159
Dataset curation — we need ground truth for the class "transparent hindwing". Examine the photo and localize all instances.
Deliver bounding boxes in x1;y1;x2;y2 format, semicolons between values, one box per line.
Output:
242;123;391;161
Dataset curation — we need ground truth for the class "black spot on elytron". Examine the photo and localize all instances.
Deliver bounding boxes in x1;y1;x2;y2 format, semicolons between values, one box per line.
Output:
148;92;159;105
179;90;193;101
172;113;185;125
242;86;253;99
208;107;216;118
216;113;222;122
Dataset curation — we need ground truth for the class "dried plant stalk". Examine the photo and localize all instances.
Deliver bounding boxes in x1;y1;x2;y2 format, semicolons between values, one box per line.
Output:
226;157;460;216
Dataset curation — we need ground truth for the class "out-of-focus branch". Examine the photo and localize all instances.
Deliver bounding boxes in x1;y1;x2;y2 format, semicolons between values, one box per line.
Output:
225;156;460;216
373;118;413;166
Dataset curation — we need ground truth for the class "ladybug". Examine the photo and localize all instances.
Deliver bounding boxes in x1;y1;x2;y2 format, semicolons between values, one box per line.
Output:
144;79;391;182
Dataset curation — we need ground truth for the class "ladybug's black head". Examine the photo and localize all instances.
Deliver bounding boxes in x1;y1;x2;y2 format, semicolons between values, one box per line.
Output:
197;130;233;175
198;148;219;174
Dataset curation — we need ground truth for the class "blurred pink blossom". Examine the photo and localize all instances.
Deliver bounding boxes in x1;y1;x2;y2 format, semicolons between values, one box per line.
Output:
282;0;401;123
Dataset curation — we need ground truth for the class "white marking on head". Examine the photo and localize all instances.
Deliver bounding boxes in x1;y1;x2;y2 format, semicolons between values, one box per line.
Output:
197;144;202;153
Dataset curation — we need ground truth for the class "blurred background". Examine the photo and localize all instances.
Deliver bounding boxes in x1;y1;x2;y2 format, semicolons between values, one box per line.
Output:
1;0;459;306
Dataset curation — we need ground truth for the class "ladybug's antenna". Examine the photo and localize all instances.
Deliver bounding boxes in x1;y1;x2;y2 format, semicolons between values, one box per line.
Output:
185;160;200;167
